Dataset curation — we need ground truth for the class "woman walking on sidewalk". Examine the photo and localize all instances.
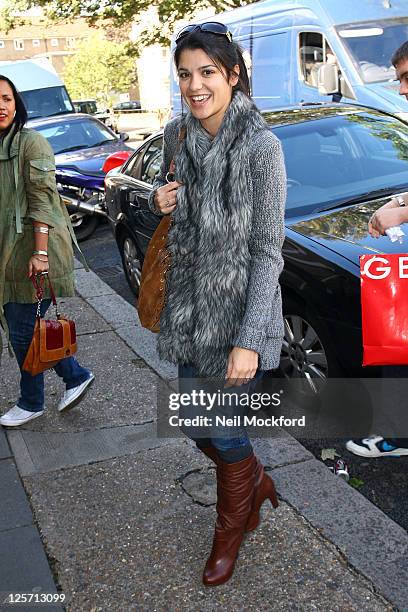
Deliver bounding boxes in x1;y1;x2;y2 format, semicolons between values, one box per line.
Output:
148;24;286;585
0;75;94;428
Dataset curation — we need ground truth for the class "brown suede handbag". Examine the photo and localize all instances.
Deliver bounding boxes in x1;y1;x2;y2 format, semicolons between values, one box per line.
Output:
22;274;77;376
138;128;186;332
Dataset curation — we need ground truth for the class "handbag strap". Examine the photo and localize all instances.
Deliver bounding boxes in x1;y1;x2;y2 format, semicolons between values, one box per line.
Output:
167;126;186;179
31;274;59;318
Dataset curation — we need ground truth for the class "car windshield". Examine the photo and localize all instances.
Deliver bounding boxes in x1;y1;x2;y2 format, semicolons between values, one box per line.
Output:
272;111;408;218
34;117;117;154
337;19;408;83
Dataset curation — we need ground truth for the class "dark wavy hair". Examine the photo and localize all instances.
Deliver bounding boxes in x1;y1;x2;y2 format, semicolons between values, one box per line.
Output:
174;30;251;99
0;75;28;157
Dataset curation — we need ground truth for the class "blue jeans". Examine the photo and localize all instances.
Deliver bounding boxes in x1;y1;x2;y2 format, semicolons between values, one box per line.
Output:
178;363;264;462
4;301;91;413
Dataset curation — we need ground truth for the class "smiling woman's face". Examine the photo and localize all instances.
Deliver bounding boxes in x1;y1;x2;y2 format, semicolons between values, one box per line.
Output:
177;48;239;135
0;80;16;132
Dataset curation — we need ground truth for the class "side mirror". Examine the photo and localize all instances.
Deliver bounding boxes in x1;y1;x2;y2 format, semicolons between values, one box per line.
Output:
317;63;339;95
119;131;130;142
102;150;132;174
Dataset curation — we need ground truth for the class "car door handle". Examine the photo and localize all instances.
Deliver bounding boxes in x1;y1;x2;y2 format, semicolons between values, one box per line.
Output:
128;193;142;208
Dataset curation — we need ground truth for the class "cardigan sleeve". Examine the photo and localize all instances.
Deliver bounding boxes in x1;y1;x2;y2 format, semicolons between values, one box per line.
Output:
233;132;286;355
22;131;60;228
148;117;181;216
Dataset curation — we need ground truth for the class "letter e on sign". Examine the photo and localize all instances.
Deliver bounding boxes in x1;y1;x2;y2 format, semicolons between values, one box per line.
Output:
399;256;408;278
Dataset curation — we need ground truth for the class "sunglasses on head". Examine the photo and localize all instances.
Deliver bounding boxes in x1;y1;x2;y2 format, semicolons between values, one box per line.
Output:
175;22;233;44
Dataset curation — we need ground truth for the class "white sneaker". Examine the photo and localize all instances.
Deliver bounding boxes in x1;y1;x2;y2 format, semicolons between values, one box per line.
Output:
58;373;95;412
346;436;408;458
0;405;44;427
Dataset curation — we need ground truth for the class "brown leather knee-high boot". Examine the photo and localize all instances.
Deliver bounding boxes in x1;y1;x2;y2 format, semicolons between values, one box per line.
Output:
199;445;218;464
202;453;256;586
199;447;278;532
246;457;279;532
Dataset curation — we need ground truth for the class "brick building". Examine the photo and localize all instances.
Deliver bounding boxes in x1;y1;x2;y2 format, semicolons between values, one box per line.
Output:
0;18;94;75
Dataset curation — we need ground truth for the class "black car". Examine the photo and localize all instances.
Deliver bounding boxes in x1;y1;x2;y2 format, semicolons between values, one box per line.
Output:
104;104;408;385
113;101;141;111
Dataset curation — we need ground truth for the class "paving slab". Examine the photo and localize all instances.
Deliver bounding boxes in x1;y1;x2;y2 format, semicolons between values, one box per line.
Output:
115;324;177;381
8;423;173;477
2;332;157;434
0;428;10;459
23;443;391;612
73;257;83;270
57;296;111;335
74;267;116;298
0;525;62;612
86;294;137;328
273;459;408;609
0;460;32;531
252;433;315;468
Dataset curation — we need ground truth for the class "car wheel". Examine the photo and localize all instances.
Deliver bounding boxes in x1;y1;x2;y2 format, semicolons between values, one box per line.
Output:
279;297;343;393
70;212;100;242
119;232;143;296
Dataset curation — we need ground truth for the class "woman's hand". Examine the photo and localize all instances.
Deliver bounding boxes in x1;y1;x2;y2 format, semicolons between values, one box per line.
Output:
369;206;407;238
28;255;49;278
225;347;259;388
154;181;182;215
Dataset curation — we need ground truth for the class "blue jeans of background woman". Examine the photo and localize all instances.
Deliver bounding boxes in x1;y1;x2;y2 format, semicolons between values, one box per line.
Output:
4;301;90;413
178;363;264;463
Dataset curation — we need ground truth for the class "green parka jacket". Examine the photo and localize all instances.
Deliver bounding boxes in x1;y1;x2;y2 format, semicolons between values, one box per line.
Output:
0;127;76;350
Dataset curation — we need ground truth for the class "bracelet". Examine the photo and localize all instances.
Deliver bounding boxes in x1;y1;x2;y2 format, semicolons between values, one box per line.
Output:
33;227;49;234
33;250;48;256
33;256;49;263
396;195;406;207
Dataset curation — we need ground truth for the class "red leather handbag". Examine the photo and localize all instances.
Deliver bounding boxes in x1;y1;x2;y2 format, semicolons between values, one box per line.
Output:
22;274;77;376
361;253;408;366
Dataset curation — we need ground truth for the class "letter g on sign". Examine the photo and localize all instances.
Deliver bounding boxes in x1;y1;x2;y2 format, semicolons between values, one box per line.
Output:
361;256;391;280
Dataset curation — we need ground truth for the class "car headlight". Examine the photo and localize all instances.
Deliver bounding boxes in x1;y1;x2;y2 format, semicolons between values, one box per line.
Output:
396;112;408;124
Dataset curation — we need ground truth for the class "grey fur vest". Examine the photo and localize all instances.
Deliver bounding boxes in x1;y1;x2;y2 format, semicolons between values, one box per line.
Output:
156;91;286;378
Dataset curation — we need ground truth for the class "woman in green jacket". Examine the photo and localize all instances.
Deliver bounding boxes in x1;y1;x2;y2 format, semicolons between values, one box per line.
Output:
0;75;94;427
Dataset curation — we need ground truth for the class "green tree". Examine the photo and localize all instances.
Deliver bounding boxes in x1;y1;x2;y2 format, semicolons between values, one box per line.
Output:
0;0;255;51
63;33;136;104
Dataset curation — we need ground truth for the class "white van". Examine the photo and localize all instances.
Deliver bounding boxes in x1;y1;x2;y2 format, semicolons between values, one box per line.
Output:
0;57;74;119
170;0;408;121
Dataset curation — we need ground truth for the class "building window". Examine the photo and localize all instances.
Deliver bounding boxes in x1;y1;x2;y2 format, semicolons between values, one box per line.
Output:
14;39;24;51
33;39;40;48
0;41;4;49
66;37;75;48
51;38;58;47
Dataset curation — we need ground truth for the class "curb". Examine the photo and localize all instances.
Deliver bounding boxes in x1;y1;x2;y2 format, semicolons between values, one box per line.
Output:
0;428;63;611
73;260;408;609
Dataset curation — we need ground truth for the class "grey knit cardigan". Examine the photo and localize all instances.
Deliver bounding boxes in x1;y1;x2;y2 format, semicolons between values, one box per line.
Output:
148;109;287;374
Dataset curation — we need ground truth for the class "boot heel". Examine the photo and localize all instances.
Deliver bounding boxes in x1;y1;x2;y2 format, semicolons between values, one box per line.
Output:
266;476;279;509
269;489;279;509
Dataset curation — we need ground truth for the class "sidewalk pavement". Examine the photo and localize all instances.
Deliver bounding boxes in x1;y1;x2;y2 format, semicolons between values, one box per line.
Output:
1;261;408;611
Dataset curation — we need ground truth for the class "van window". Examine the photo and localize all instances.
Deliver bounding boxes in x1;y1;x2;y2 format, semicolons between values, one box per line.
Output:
251;32;291;107
21;86;74;119
299;32;333;88
337;19;408;84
